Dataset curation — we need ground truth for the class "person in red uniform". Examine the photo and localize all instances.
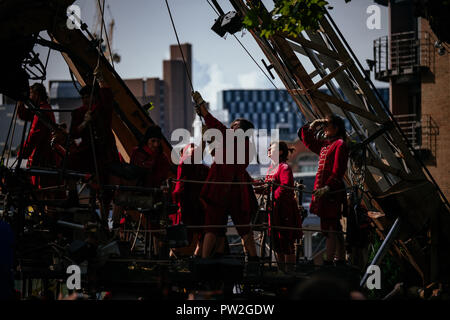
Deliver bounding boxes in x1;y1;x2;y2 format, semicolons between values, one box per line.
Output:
264;141;302;272
299;114;348;265
68;78;119;174
128;125;170;256
172;143;209;257
66;70;120;223
192;91;259;261
129;125;170;188
17;83;58;188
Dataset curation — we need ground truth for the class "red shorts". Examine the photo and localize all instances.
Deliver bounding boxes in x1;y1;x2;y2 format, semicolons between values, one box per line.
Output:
203;201;252;237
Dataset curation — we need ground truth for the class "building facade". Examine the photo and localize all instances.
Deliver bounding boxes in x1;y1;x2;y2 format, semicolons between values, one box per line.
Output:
373;0;449;199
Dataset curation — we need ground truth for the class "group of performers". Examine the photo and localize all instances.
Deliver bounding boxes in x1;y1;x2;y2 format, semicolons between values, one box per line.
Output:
14;73;349;269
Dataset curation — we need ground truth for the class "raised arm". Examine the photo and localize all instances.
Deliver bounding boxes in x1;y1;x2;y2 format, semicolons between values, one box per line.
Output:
298;120;327;155
192;91;227;134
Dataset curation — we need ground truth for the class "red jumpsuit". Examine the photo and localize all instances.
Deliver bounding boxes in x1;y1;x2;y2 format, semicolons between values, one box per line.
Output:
200;113;258;237
265;162;302;255
17;102;58;188
68;88;119;174
300;124;348;232
172;145;209;240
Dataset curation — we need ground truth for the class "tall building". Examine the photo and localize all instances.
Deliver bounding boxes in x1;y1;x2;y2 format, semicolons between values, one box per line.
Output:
163;43;194;135
373;0;449;199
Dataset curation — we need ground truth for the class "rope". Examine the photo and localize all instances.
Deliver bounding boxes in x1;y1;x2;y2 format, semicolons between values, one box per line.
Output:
164;0;194;91
97;1;115;69
170;178;348;194
85;0;107;220
204;0;305;122
117;223;345;235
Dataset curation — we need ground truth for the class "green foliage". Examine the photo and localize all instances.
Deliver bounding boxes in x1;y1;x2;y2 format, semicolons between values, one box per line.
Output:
242;0;333;39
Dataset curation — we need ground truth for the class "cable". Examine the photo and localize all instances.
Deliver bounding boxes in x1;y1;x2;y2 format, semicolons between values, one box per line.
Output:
164;0;194;91
97;1;115;69
205;0;305;122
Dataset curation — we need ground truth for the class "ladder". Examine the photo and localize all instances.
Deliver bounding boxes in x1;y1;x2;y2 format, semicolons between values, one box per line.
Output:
227;0;450;286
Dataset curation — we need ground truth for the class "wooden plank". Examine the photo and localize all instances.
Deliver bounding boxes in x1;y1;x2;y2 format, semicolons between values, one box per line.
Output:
270;34;331;117
367;158;421;181
308;59;352;91
284;34;344;62
311;90;383;123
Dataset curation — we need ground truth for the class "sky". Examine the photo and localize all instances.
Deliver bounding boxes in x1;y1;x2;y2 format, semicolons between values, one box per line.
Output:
37;0;389;109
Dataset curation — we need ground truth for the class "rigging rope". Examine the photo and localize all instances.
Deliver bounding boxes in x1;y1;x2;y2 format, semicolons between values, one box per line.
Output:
164;0;194;92
204;0;305;122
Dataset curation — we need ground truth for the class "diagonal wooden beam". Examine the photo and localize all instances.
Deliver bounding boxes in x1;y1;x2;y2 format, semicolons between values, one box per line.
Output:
284;34;344;62
311;90;383;123
309;59;352;91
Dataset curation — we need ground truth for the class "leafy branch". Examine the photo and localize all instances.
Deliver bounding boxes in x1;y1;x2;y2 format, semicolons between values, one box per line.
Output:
243;0;332;39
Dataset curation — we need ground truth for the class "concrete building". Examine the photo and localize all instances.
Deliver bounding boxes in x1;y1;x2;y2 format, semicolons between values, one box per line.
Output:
373;0;449;199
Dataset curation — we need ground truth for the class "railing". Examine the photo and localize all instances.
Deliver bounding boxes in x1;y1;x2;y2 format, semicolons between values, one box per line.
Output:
393;114;420;148
374;31;432;81
393;113;439;157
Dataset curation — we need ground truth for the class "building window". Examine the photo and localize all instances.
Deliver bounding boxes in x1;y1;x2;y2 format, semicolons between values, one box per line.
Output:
225;91;232;101
257;102;262;113
275;102;281;112
261;90;266;101
252;90;258;102
269;90;275;101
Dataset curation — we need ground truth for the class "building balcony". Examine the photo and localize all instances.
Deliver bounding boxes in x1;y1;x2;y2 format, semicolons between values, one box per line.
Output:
393;113;439;164
373;31;433;83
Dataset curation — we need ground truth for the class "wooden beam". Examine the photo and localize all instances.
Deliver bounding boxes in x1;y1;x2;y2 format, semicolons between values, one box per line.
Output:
319;17;424;176
309;59;352;91
311;90;383;123
284;34;344;62
367;158;420;181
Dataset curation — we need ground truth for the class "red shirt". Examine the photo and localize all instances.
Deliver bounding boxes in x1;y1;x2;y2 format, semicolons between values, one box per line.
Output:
300;124;348;219
200;113;257;216
265;162;302;239
172;147;209;226
70;88;119;167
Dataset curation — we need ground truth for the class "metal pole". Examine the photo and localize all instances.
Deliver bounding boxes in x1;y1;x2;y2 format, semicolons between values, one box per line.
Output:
360;217;401;288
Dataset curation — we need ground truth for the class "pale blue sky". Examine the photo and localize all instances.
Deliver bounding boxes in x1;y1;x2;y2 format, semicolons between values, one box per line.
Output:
38;0;389;108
